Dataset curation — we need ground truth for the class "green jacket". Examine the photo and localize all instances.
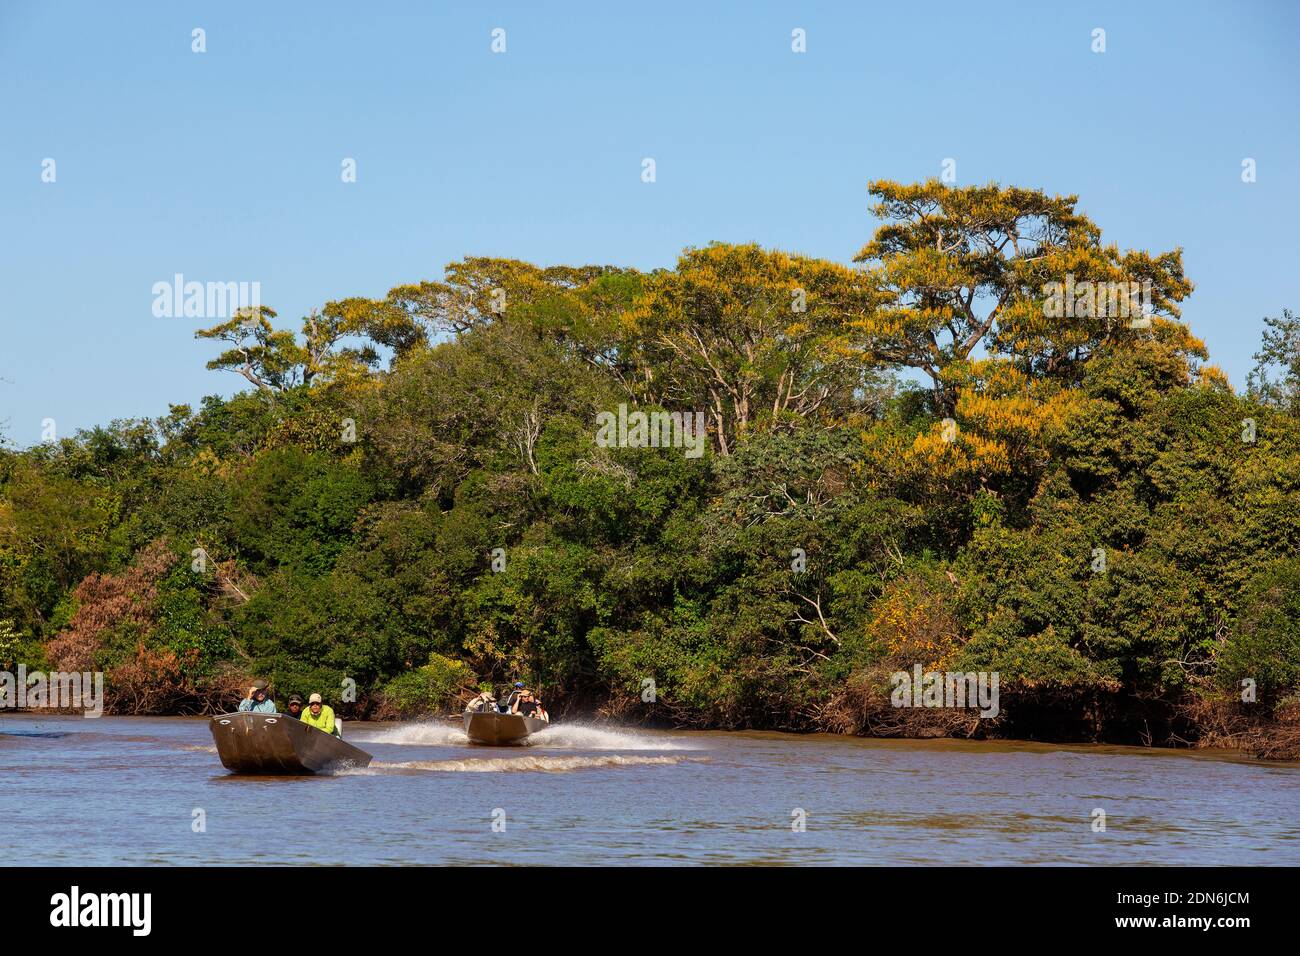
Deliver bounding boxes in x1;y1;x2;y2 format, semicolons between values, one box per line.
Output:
301;704;336;735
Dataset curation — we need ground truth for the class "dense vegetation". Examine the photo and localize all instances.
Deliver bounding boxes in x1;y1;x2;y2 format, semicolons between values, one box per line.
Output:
2;181;1297;754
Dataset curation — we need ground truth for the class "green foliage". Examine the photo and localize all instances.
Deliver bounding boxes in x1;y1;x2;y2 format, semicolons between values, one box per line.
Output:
153;562;232;679
1246;308;1300;411
228;448;373;573
3;215;1296;737
0;456;121;636
381;654;477;717
1217;559;1300;706
0;618;47;671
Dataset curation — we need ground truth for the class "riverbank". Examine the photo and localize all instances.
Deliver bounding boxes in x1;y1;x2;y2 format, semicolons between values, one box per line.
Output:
580;679;1300;761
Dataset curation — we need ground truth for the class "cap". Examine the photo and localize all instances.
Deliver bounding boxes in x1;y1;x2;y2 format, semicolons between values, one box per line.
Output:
308;693;323;704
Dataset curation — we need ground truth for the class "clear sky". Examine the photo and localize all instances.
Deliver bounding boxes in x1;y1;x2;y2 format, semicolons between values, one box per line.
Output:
2;1;1297;445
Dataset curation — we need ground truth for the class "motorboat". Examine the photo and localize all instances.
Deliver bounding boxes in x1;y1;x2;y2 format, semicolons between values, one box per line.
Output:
208;711;372;774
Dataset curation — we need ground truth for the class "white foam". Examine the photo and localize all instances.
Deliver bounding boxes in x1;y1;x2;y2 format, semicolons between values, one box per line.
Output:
344;754;690;774
523;723;691;751
357;722;469;746
358;720;691;751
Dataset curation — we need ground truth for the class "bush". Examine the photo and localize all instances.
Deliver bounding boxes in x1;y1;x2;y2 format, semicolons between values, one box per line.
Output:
378;654;477;718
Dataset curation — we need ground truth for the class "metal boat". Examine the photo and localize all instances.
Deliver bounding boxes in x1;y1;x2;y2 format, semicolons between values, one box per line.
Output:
209;711;372;774
462;710;549;745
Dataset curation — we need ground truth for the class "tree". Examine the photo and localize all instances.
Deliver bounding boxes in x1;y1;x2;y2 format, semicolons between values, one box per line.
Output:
622;242;881;455
1247;308;1300;412
850;179;1193;414
381;257;630;337
195;307;300;392
195;305;381;393
0;458;119;634
362;313;613;497
1219;558;1300;707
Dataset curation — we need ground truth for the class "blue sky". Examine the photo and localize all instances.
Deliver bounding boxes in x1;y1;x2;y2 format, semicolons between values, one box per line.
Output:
2;1;1297;445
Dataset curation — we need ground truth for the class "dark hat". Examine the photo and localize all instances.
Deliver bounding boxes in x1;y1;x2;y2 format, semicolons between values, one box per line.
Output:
288;694;303;705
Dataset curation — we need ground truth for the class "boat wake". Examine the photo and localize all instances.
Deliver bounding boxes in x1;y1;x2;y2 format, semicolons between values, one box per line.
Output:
524;724;691;750
357;722;469;746
339;754;693;774
359;720;690;751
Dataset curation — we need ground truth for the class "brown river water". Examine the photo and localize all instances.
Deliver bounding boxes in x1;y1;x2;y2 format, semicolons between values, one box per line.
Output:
2;714;1297;865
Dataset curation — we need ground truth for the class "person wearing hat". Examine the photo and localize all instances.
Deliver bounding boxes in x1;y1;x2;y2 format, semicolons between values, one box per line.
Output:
238;679;277;714
510;688;542;718
502;681;526;712
284;694;304;720
300;693;339;737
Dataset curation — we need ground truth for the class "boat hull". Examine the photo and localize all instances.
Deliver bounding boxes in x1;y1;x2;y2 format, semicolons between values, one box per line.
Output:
462;711;549;745
208;712;372;775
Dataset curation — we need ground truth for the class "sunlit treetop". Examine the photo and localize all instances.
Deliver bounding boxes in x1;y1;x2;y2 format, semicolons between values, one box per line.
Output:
849;179;1194;413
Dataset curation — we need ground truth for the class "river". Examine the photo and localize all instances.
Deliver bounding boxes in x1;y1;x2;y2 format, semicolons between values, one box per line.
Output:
2;714;1297;865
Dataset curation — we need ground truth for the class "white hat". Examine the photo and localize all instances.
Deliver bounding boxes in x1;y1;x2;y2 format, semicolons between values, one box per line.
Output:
308;693;323;704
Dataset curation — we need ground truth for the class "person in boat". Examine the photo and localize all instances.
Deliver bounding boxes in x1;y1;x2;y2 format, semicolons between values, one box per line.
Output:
517;691;548;723
238;680;277;714
501;681;526;712
511;688;546;720
466;691;496;713
301;693;340;737
284;694;304;720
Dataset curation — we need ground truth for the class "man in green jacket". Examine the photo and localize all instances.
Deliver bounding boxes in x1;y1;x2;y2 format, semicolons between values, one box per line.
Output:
301;693;340;737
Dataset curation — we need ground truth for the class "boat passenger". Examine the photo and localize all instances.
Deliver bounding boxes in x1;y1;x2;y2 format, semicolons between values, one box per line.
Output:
284;694;304;720
301;693;340;737
512;689;540;717
527;690;549;721
238;680;277;714
467;691;496;713
502;681;525;712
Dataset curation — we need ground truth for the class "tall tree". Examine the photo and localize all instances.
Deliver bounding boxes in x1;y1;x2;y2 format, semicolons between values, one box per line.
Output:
622;243;881;455
195;305;382;392
851;179;1193;414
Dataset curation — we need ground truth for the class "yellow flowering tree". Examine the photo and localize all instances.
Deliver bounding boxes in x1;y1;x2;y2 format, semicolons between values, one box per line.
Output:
849;178;1193;415
622;242;880;455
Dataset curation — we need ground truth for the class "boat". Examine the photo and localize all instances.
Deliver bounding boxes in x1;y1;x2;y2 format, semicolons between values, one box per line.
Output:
462;710;549;745
208;711;372;774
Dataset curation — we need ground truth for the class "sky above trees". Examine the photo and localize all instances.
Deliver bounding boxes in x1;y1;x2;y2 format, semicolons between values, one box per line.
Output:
2;1;1298;443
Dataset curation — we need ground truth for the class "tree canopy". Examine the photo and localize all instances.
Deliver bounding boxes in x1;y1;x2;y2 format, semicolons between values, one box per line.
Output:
2;181;1295;754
